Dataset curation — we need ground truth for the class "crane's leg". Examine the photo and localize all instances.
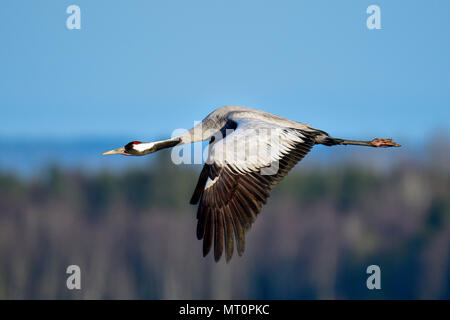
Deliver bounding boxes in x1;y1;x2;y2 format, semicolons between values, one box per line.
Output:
315;134;400;148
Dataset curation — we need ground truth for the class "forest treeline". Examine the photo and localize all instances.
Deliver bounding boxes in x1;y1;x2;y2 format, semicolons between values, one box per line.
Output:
0;147;448;299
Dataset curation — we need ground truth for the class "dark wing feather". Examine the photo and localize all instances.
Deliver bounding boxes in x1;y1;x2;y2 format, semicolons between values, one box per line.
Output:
193;128;316;262
190;164;210;205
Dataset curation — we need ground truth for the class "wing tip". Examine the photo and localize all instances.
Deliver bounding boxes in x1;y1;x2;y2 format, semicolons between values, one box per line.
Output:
214;253;222;262
190;194;200;205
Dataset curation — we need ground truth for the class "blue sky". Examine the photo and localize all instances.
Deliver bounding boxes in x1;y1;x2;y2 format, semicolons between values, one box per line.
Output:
1;1;449;142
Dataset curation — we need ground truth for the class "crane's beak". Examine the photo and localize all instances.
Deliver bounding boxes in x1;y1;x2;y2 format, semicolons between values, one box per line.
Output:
102;147;127;155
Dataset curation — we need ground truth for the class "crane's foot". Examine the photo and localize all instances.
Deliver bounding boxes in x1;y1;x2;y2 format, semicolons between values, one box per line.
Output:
370;138;401;148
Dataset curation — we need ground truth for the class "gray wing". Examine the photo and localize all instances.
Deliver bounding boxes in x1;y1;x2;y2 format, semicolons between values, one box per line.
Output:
190;117;317;262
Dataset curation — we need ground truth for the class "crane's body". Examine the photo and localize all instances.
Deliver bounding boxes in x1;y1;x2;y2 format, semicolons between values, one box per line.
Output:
103;105;400;262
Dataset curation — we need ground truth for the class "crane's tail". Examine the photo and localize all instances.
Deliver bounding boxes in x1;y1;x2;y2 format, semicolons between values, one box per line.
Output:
315;134;401;148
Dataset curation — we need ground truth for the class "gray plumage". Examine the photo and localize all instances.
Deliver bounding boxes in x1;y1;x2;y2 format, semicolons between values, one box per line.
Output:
103;105;400;262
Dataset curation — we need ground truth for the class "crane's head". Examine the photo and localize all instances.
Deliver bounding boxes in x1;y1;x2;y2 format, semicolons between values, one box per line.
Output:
102;141;156;156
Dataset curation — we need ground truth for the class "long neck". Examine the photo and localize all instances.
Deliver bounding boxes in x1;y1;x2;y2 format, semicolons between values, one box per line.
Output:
137;119;223;155
152;138;182;151
134;138;181;155
178;119;220;144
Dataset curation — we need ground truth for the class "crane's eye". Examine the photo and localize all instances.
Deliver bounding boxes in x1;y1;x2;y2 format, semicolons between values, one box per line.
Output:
124;142;134;152
124;141;142;152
